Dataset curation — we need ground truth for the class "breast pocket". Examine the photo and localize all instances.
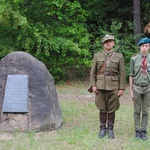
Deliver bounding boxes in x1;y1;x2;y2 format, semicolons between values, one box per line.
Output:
97;59;105;68
111;59;119;69
147;66;150;72
147;62;150;72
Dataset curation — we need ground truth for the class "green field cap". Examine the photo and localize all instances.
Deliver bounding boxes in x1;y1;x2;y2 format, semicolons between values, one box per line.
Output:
102;34;114;43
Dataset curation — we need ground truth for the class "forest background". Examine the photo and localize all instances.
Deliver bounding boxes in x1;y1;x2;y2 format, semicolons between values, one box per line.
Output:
0;0;149;83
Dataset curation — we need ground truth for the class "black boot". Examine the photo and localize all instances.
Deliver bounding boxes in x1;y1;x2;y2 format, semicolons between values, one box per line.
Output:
141;130;148;140
135;130;141;139
107;112;115;139
99;111;107;138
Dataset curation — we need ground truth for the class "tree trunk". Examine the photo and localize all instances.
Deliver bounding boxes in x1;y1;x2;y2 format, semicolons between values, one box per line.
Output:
133;0;141;45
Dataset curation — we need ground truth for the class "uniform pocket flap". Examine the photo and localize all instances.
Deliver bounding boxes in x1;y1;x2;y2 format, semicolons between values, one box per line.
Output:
97;75;104;79
98;59;105;62
111;59;118;63
111;76;118;80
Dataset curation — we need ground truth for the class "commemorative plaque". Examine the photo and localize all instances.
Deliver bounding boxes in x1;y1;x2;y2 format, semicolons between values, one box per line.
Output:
2;75;28;113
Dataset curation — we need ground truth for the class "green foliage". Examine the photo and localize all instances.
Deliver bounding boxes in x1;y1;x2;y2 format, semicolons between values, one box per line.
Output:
0;0;149;82
0;0;91;81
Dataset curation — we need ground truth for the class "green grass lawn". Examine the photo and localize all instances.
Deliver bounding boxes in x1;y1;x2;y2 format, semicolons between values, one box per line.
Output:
0;82;150;150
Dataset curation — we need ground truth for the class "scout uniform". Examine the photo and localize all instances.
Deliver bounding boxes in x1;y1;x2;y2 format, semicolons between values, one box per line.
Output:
90;34;126;139
129;37;150;140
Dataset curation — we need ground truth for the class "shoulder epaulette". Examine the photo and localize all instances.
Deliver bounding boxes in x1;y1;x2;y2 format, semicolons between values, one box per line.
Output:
96;51;102;54
95;51;102;55
132;54;137;57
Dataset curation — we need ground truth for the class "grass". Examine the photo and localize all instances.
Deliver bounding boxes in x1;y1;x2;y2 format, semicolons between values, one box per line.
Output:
0;82;150;150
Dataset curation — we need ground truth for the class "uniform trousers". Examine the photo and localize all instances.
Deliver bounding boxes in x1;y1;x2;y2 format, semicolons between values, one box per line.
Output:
95;90;120;113
133;84;150;131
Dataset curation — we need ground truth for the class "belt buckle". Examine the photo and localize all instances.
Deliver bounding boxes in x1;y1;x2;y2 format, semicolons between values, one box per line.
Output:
105;72;109;76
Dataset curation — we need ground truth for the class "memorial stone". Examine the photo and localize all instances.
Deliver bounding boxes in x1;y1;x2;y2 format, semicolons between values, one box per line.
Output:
0;51;62;132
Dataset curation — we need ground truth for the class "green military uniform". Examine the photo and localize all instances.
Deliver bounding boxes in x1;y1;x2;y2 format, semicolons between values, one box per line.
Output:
129;53;150;132
90;50;126;112
90;34;126;139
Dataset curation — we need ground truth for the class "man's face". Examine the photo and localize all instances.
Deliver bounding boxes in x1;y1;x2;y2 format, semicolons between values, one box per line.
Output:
103;40;114;51
140;44;150;54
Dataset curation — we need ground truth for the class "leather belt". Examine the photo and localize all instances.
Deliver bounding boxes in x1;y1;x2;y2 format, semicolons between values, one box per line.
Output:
98;72;117;76
134;83;150;87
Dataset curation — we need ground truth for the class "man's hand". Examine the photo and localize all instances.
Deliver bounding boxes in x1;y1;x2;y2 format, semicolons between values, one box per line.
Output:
92;86;98;94
118;90;124;97
130;90;134;99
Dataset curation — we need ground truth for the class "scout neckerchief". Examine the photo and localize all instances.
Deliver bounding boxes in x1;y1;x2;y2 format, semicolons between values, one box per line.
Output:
141;55;148;75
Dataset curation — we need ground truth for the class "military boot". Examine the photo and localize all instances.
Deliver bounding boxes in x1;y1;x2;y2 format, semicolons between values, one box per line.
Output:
107;112;115;139
99;112;107;138
135;130;141;139
141;130;148;140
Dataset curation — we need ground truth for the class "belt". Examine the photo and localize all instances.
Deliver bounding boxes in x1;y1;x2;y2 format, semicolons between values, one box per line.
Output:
134;83;150;87
98;72;117;76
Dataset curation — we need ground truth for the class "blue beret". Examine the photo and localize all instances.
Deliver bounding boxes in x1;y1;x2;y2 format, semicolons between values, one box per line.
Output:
138;37;150;46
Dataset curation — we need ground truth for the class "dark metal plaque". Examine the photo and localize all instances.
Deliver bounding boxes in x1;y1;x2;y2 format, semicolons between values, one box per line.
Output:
2;75;28;113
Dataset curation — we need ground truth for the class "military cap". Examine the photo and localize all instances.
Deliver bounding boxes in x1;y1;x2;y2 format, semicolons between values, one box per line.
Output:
102;34;115;43
137;37;150;46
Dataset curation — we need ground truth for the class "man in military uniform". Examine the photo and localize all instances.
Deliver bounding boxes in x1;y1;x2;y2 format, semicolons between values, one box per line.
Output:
90;34;126;139
129;37;150;140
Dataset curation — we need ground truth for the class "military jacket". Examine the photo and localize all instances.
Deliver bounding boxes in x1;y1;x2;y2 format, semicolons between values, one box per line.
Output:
90;50;126;90
129;53;150;85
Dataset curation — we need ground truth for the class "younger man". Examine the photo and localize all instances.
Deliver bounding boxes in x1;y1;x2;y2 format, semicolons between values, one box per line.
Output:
129;37;150;140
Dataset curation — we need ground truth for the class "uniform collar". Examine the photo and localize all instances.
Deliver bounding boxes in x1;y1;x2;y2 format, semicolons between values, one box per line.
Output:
103;49;114;56
139;52;149;58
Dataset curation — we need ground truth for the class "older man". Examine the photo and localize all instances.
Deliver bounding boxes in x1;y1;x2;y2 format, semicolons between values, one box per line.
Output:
90;34;126;139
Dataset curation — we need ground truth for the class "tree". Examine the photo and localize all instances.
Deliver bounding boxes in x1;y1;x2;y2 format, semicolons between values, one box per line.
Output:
0;0;150;82
0;0;91;81
133;0;141;44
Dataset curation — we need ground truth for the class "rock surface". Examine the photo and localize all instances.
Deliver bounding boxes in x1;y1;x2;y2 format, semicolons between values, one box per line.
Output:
0;51;62;132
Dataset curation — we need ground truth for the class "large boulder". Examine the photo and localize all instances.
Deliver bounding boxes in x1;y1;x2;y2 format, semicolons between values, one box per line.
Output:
0;51;62;132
